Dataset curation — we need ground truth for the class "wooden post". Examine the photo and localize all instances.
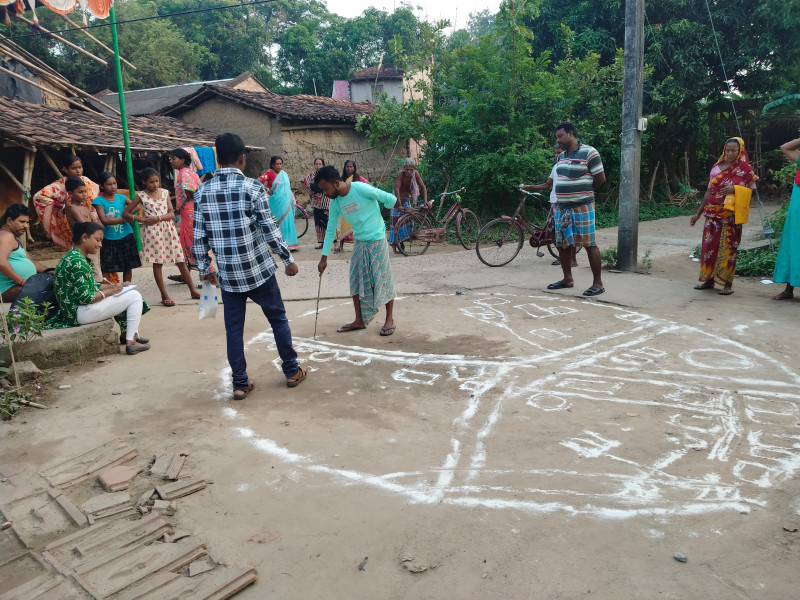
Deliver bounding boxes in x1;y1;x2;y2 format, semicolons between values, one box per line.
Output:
0;45;121;115
617;0;645;271
11;14;107;66
21;151;35;247
59;14;137;70
646;161;660;202
0;64;91;111
104;154;115;173
40;149;63;179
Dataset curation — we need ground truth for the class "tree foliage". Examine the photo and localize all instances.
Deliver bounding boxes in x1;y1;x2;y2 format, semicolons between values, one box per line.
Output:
360;0;799;213
5;0;797;214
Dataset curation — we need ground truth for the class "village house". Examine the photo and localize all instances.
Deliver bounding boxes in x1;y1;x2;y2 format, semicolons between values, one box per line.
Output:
156;84;399;187
333;64;427;105
332;64;428;160
93;72;268;117
0;37;225;239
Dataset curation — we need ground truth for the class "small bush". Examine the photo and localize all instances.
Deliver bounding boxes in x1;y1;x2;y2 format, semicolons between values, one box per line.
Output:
734;205;786;277
736;246;779;277
1;297;49;345
601;245;618;267
1;390;32;420
641;249;653;271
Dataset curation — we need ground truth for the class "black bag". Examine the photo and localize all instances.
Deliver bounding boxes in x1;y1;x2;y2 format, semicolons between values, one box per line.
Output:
9;273;58;318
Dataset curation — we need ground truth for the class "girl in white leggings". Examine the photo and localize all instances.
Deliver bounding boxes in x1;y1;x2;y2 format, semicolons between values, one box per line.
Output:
48;222;150;355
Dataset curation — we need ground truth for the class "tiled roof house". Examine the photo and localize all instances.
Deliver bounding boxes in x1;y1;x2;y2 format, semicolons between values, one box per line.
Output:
157;84;395;182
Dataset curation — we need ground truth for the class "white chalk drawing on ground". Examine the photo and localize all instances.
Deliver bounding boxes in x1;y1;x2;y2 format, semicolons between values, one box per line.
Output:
217;293;800;519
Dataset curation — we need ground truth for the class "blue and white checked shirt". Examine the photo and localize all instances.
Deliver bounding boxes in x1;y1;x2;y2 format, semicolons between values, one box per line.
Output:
193;168;293;293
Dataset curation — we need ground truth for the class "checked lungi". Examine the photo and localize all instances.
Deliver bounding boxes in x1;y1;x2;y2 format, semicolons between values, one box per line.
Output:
554;202;597;248
388;198;411;244
350;239;395;325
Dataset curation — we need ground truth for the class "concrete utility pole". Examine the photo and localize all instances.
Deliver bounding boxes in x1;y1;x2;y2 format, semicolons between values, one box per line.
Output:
617;0;645;271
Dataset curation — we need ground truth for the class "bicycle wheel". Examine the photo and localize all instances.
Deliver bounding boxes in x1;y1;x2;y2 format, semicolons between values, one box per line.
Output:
456;209;481;250
294;206;309;239
395;212;432;257
547;243;583;259
476;218;524;267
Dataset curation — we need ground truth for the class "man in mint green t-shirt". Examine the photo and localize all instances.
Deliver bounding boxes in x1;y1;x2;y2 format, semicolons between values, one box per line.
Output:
316;166;398;336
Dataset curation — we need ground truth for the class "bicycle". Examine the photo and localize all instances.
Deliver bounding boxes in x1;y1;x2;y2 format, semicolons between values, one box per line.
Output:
476;187;579;267
392;188;481;257
293;199;309;239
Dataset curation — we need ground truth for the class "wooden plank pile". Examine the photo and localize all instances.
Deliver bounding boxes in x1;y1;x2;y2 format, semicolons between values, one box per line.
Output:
0;439;257;600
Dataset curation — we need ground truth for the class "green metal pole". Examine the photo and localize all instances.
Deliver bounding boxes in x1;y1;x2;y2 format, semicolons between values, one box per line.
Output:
109;4;141;251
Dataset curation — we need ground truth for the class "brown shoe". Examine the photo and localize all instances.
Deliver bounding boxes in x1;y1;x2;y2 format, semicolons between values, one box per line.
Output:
286;366;307;388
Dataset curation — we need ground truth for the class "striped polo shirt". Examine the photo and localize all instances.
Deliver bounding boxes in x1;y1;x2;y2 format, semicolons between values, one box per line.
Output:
554;143;604;206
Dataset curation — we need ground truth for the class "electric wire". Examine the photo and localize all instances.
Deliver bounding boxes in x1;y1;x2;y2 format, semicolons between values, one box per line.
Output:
4;0;280;40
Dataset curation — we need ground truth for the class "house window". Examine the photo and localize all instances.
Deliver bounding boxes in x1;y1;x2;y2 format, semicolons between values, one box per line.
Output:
372;84;383;100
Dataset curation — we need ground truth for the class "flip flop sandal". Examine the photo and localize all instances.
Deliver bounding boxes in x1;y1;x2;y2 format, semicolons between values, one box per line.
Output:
337;323;366;333
286;367;307;388
718;289;734;295
161;298;176;307
380;325;396;336
547;280;574;290
583;286;605;296
694;281;714;290
232;380;255;400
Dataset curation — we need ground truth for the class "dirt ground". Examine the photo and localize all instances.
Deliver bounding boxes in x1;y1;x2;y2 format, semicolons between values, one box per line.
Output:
2;211;799;599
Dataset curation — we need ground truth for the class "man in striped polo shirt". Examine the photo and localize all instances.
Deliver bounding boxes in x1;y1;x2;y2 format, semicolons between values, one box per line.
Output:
547;121;606;296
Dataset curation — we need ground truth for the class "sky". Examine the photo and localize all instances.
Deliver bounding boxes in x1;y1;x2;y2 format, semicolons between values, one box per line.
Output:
323;0;504;31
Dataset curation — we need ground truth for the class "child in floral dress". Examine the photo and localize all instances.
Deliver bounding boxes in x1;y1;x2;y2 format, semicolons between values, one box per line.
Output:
125;168;199;306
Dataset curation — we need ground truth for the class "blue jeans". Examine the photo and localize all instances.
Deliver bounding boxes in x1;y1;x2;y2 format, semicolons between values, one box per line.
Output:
221;276;298;391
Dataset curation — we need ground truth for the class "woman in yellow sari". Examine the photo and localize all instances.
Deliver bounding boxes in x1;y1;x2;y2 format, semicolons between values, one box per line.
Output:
689;137;757;295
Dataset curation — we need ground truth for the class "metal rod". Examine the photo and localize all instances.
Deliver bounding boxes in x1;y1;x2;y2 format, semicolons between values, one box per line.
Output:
109;5;141;251
313;275;322;340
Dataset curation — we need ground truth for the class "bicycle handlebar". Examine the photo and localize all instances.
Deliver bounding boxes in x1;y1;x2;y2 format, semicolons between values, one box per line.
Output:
517;188;543;198
437;187;466;198
429;186;466;205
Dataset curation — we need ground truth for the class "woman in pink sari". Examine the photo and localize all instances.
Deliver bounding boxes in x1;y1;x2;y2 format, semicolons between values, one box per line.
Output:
690;137;757;295
170;149;216;282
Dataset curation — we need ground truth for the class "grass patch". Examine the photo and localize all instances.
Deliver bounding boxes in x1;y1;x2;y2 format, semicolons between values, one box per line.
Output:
734;204;787;278
595;201;698;229
736;246;779;277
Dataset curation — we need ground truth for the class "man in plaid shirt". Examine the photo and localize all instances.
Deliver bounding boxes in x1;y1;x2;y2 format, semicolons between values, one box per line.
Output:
193;133;307;400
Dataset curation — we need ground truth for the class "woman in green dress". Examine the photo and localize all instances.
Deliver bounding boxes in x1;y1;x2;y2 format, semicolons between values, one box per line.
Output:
772;138;800;300
48;222;151;355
